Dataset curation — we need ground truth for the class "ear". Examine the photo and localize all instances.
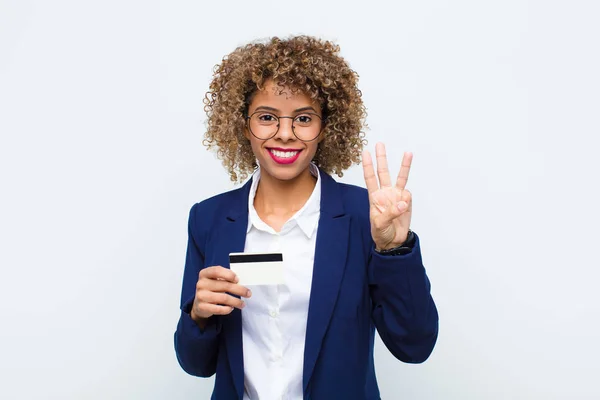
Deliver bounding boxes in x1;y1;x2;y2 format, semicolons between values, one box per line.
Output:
242;119;251;140
317;114;328;143
317;128;326;144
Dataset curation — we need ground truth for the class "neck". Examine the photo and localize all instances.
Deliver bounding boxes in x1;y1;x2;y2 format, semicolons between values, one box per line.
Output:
254;166;317;218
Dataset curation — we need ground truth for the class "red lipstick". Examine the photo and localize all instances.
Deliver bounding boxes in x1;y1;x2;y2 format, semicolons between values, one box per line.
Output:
266;148;302;165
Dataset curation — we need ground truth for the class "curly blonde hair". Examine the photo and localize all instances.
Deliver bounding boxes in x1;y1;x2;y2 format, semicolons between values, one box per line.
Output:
203;35;368;182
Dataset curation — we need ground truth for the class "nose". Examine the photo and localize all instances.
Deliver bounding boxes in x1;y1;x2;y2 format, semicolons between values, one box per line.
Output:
275;117;295;142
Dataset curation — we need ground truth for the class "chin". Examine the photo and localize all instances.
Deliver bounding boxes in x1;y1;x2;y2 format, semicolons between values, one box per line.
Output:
261;164;308;182
258;155;312;181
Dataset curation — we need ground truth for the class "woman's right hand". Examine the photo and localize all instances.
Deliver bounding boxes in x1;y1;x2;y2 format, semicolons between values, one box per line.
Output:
191;266;251;322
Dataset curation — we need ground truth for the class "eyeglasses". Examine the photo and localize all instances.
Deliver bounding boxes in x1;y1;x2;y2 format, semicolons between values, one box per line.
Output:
245;111;324;142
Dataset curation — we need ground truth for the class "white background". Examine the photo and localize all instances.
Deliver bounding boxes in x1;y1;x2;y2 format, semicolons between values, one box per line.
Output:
1;0;599;399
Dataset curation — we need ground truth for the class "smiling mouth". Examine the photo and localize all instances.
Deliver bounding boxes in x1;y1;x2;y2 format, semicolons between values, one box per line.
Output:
268;148;301;158
266;148;303;165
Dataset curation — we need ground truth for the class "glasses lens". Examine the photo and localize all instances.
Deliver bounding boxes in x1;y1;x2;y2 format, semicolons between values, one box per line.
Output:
249;112;279;140
248;112;323;141
293;113;322;141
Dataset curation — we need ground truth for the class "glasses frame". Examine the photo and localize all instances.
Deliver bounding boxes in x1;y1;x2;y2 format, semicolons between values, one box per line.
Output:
245;111;325;142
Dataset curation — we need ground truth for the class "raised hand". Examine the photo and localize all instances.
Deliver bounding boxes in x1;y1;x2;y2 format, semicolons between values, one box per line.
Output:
362;143;413;251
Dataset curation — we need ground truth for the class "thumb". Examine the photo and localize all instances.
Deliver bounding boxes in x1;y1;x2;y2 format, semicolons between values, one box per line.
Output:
389;201;408;218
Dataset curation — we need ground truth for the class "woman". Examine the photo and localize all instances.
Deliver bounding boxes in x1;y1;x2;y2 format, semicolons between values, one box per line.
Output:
174;36;438;400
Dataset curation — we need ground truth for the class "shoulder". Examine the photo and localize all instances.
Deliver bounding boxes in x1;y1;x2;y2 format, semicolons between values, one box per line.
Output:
319;170;369;219
336;181;370;214
332;180;373;248
188;185;246;234
334;181;371;231
193;186;243;213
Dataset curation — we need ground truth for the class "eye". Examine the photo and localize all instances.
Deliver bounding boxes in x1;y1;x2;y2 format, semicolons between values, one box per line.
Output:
259;113;276;121
256;113;278;124
295;114;313;125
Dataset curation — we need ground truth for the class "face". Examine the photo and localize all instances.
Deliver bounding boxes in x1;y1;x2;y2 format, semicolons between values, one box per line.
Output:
244;80;324;182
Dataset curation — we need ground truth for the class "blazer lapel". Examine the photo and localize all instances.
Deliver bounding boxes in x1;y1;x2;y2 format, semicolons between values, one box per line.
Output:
303;171;350;393
211;172;350;397
212;179;253;400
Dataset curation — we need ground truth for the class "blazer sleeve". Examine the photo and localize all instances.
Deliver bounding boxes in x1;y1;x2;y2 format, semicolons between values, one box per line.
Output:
174;202;221;377
368;232;439;363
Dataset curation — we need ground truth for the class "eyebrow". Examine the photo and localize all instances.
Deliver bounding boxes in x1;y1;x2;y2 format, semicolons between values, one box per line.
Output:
254;106;318;114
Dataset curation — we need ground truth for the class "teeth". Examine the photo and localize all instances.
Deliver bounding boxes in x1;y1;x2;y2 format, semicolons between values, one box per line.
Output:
270;149;299;158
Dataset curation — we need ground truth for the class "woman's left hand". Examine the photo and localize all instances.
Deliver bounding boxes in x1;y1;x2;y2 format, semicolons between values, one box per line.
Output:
362;143;413;251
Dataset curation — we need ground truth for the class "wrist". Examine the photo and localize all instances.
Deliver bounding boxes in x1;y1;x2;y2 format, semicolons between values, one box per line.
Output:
190;309;211;329
190;304;208;322
195;318;209;330
376;242;403;251
375;230;412;251
374;230;416;255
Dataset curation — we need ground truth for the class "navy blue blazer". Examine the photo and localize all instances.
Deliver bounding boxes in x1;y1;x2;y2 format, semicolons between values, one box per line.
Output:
174;169;438;399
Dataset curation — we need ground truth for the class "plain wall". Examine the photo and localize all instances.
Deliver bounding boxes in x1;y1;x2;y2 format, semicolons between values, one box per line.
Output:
1;0;599;399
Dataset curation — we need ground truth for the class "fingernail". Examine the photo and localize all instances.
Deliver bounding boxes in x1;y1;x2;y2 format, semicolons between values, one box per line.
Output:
397;202;407;210
246;289;252;297
240;302;245;308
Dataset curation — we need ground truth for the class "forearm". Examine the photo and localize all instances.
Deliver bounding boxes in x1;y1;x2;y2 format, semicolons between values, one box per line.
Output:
369;234;439;363
174;298;221;377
